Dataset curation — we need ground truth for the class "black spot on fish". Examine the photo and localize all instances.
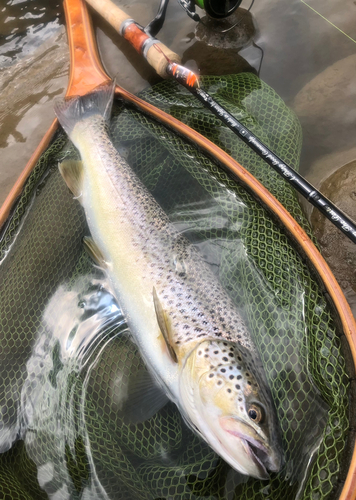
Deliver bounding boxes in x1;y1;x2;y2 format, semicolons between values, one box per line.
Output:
214;351;218;354
236;375;242;380
229;375;234;380
227;388;231;393
236;384;240;390
218;381;222;385
223;357;228;362
221;368;226;373
229;353;234;357
209;373;214;378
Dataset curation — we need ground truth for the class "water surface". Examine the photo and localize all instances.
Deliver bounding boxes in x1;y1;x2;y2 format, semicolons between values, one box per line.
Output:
1;0;355;203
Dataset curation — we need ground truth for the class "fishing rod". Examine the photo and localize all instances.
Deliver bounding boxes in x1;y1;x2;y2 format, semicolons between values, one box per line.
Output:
85;0;356;245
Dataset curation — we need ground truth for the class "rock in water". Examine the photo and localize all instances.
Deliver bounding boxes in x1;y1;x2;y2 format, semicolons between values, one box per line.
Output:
310;160;356;317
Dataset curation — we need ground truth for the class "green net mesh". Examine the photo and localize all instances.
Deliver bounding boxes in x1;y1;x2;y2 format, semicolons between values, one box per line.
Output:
0;73;352;500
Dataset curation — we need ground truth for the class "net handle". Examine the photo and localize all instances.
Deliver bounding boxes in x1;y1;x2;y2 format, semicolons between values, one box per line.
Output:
64;0;111;96
0;0;111;227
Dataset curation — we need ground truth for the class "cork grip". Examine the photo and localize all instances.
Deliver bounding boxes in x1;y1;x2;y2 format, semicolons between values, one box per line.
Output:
85;0;181;78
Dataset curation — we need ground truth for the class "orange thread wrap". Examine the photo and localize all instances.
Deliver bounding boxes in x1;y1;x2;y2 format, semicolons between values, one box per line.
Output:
123;23;150;53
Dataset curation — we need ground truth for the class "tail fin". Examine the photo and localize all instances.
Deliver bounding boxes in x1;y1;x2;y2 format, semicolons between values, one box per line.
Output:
54;81;115;137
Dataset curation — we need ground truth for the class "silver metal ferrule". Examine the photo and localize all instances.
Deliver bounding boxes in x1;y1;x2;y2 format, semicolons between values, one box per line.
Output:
141;36;160;58
119;18;135;36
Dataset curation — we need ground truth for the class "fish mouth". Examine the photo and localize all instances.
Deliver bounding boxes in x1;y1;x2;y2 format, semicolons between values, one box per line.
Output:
240;437;269;479
224;425;270;479
219;416;281;479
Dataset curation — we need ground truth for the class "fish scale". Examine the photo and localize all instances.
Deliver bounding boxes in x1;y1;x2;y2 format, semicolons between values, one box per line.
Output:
54;82;284;479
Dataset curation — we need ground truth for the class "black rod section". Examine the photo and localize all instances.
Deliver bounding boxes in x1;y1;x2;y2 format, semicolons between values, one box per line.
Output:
192;86;356;244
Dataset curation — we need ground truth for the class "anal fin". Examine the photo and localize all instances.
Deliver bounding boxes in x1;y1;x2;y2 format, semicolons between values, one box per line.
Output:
83;236;107;268
59;160;84;200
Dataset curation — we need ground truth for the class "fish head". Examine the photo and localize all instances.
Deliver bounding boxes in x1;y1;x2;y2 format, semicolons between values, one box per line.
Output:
179;339;284;479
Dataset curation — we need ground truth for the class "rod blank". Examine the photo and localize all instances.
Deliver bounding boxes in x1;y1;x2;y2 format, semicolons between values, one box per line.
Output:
188;85;356;245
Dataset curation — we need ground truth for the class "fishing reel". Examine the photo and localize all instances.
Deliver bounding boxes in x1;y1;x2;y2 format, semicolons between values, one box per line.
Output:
179;0;243;20
145;0;243;36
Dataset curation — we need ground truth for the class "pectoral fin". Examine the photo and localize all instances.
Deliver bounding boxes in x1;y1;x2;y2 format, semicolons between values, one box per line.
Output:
59;160;84;200
153;287;178;363
121;369;169;424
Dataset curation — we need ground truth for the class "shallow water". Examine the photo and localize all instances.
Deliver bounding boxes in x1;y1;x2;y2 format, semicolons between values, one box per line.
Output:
1;0;356;206
1;0;356;304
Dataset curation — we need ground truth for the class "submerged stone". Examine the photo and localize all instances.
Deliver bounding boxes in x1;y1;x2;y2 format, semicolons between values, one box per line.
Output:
311;159;356;316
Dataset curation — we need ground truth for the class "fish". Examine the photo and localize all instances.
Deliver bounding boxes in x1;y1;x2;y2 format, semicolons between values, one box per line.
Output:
54;81;284;479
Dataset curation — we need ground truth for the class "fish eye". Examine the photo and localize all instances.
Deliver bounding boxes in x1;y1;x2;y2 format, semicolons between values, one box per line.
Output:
248;404;263;423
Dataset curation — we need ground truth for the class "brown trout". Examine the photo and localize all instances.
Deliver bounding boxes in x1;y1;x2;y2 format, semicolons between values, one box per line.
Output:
54;82;283;479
